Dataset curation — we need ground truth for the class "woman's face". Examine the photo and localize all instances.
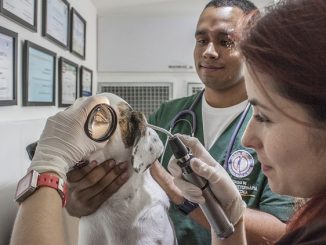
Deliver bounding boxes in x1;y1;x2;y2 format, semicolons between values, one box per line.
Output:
242;65;326;198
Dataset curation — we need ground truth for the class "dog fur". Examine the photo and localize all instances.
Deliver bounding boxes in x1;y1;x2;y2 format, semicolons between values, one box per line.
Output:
78;93;177;245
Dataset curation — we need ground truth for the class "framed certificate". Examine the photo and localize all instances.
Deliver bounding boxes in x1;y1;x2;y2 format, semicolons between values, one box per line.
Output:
58;57;78;107
23;41;56;106
79;66;92;97
42;0;70;48
0;26;17;106
0;0;37;31
70;8;86;59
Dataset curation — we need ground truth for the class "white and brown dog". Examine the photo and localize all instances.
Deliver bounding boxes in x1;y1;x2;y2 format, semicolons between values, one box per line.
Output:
78;93;177;245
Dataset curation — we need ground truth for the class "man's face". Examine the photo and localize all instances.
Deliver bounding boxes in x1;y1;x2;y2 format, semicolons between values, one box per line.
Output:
194;6;244;91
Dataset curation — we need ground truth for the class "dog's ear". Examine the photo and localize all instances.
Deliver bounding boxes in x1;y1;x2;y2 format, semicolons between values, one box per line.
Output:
131;127;163;173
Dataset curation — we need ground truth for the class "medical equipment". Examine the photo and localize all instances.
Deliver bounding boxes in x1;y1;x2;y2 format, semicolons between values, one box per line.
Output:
26;91;250;170
166;89;251;169
26;103;118;161
85;103;117;142
82;98;235;238
169;89;204;137
80;94;251;238
147;123;234;239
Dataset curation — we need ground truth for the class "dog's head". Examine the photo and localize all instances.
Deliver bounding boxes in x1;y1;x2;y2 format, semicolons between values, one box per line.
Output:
88;93;163;173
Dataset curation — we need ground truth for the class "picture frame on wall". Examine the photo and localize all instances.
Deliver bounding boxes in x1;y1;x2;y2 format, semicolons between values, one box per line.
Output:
58;57;78;107
79;66;92;97
0;0;37;32
70;8;86;59
23;41;56;106
42;0;70;48
0;26;17;106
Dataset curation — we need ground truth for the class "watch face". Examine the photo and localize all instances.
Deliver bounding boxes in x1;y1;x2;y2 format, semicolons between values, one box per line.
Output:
15;170;38;203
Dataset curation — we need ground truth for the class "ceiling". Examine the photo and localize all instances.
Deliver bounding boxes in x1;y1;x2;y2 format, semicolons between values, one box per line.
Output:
91;0;273;16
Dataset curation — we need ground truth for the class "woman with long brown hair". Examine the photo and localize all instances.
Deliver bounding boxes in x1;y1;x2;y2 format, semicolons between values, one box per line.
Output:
169;0;326;244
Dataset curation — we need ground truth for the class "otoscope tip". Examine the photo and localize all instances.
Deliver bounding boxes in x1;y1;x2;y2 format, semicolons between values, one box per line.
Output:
146;123;173;137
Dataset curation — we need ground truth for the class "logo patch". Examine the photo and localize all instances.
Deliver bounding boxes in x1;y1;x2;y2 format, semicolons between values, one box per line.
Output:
227;150;254;178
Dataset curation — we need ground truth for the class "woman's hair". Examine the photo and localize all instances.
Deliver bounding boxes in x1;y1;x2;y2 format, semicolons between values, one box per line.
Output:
286;195;326;232
240;0;326;124
240;0;326;232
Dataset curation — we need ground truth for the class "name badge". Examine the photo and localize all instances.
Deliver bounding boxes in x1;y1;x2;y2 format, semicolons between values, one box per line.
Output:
227;150;254;178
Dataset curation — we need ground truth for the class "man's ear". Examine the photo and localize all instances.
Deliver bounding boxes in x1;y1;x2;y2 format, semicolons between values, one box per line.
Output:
131;127;163;173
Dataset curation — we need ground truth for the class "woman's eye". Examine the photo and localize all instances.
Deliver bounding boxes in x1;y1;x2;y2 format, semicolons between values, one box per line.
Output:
254;114;271;123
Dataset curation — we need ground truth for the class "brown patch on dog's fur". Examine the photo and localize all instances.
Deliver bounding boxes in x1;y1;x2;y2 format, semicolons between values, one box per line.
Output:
117;102;147;148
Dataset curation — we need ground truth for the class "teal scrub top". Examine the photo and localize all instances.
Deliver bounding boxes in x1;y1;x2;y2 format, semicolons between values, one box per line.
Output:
148;93;295;245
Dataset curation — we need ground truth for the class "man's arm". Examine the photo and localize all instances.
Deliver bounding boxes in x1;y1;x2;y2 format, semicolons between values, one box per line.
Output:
151;161;286;244
150;160;211;228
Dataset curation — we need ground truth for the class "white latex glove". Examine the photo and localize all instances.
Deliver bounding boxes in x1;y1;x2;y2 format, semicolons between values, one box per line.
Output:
168;134;246;226
29;95;111;179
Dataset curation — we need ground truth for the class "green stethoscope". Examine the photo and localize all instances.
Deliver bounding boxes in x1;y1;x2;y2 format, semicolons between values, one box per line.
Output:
164;89;251;169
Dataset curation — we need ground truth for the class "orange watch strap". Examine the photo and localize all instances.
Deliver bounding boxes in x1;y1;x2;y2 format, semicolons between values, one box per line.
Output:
37;173;67;207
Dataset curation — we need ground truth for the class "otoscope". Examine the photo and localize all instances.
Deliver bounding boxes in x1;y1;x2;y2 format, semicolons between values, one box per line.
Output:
147;124;234;239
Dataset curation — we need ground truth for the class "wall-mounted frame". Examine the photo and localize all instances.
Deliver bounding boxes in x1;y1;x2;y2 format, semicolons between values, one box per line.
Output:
0;0;37;32
187;82;204;96
23;41;56;106
79;66;92;97
70;8;86;59
58;57;78;107
0;26;17;106
42;0;70;48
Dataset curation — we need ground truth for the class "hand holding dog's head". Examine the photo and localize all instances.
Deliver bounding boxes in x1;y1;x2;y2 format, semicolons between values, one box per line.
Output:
30;95;111;178
89;93;163;173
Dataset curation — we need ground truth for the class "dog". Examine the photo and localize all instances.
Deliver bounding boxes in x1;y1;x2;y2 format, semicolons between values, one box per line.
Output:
77;93;177;245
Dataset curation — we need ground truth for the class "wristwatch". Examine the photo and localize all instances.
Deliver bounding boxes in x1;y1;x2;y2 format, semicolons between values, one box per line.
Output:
15;170;67;207
175;199;199;215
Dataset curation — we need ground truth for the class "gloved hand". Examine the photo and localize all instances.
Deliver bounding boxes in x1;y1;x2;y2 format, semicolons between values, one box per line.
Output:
168;134;246;226
29;95;111;179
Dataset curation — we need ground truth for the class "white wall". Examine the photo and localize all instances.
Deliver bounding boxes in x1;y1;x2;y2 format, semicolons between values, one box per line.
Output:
98;13;198;73
97;9;203;99
0;0;97;243
97;0;274;99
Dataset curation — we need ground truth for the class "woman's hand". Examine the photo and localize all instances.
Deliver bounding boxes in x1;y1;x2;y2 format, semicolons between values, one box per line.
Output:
168;134;245;226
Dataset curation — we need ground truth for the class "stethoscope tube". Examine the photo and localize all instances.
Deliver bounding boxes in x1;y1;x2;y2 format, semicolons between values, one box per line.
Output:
159;90;205;163
222;103;251;169
169;89;204;137
164;89;251;171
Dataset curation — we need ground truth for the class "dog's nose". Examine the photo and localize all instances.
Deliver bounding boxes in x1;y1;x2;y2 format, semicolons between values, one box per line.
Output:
134;167;140;173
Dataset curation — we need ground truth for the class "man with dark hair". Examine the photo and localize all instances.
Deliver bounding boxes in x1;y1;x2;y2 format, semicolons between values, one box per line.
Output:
66;0;294;244
148;1;294;244
205;0;257;14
